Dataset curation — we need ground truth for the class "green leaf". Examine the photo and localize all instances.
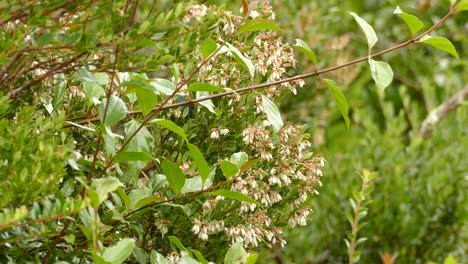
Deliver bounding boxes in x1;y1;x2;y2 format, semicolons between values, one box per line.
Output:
168;236;188;252
245;254;258;264
211;190;262;207
220;160;239;179
73;68;98;83
237;19;282;34
161;160;186;194
419;35;460;59
294;39;317;64
261;95;283;132
138;21;151;34
444;254;458;264
323;79;350;129
100;238;135;264
368;59;394;92
224;242;247;264
393;7;424;35
181;168;214;194
180;252;199;264
225;42;255;78
150;78;176;95
98;95;127;126
240;158;262;173
349;12;378;51
150;250;168;264
229;152;249;168
191;249;209;264
151;119;187;141
200;39;217;59
115;152;153;162
136;87;158;116
187;143;210;184
188;83;224;92
91;177;124;205
456;0;468;11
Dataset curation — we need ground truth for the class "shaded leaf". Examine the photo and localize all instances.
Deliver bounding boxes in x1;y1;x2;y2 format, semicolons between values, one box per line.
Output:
91;177;124;205
168;236;188;252
150;250;168;264
161;160;186;194
323;79;350;129
115;152;153;162
151;119;187;141
200;39;217;59
100;238;135;264
225;42;255;78
188;83;224;92
98;95;127;126
187;143;210;184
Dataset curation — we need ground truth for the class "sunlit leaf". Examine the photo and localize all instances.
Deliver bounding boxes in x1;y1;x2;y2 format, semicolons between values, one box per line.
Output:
114;152;153;162
151;119;187;141
419;35;460;59
220;160;239;179
91;177;124;206
261;95;283;132
98;95;127;126
98;238;135;264
294;39;317;65
225;42;255;78
238;19;282;34
211;190;262;207
136;87;158;116
224;242;247;264
368;59;394;92
456;0;468;11
393;7;424;35
188;83;224;92
200;39;217;59
349;12;378;51
187;143;210;184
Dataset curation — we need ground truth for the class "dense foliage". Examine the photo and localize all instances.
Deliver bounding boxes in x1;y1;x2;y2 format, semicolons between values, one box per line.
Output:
0;0;466;263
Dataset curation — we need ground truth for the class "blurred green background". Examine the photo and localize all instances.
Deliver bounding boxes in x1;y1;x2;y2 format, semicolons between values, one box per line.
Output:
248;0;467;263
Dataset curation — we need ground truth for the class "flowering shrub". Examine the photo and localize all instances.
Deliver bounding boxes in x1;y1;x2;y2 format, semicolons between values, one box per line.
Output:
0;0;464;263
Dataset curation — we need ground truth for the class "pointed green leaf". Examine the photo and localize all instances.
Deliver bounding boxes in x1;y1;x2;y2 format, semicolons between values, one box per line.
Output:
294;39;317;64
150;250;168;264
114;152;153;162
220;160;239;179
168;236;188;252
188;83;224;92
456;0;468;11
187;143;210;183
369;59;394;92
224;242;247;264
161;160;186;194
91;177;124;205
98;95;127;126
261;95;283;132
211;190;262;207
229;152;249;168
393;7;424;35
200;39;217;59
150;78;176;95
419;35;459;59
191;249;209;264
240;158;262;173
99;238;135;264
323;79;350;129
238;19;282;34
136;87;158;116
349;12;378;51
151;119;187;141
444;254;458;264
73;68;98;83
121;79;155;93
245;254;258;264
225;42;255;78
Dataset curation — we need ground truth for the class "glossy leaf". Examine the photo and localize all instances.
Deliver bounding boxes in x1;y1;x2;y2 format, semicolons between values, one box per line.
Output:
238;19;282;34
349;12;378;51
419;35;460;59
98;95;127;126
323;79;350;129
211;190;262;207
188;83;224;92
456;0;468;11
161;160;186;194
245;254;258;264
168;236;188;252
261;95;283;132
294;39;317;64
369;59;394;92
151;119;187;141
150;78;176;95
187;143;210;184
